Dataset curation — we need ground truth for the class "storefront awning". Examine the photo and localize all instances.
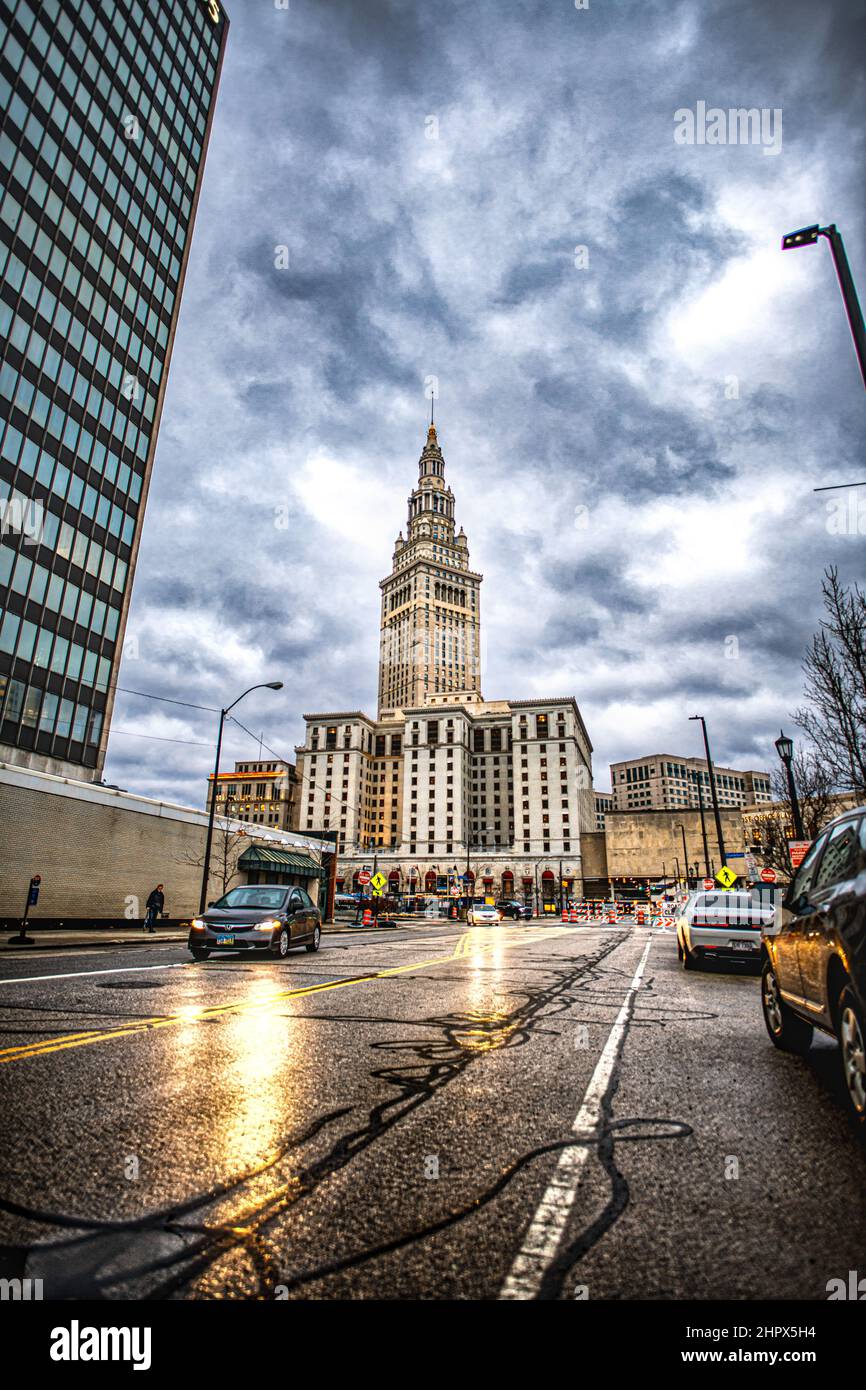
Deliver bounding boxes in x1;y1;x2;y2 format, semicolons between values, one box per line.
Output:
239;846;320;877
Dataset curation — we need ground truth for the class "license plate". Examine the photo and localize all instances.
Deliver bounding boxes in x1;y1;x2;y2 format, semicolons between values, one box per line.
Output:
730;940;755;952
216;935;235;945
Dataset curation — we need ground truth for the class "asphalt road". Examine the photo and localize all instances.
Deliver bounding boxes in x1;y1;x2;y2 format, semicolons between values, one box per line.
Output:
0;921;863;1301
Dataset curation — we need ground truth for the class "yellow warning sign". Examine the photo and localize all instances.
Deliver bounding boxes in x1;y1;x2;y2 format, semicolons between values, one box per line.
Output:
715;865;737;890
371;872;387;891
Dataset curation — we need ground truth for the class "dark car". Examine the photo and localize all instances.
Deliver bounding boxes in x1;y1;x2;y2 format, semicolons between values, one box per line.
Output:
496;899;533;920
760;806;866;1124
188;883;321;960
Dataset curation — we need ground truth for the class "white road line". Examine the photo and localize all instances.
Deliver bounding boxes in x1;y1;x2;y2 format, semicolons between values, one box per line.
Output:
499;934;653;1300
0;962;190;986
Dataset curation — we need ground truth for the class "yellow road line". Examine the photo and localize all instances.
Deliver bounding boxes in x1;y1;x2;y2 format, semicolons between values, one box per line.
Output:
0;925;571;1066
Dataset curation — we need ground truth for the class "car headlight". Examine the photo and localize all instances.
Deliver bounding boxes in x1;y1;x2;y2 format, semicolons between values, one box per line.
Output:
257;919;281;930
191;918;207;931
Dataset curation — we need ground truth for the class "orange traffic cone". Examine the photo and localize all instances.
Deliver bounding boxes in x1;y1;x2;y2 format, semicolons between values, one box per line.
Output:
362;907;372;926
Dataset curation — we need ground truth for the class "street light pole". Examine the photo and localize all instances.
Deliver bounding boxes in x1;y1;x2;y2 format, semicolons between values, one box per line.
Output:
689;716;727;869
774;729;805;841
692;770;711;877
782;223;866;391
199;681;283;914
678;822;690;888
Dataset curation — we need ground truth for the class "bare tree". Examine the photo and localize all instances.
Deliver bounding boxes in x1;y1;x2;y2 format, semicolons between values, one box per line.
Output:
179;819;249;899
795;567;866;795
747;750;838;879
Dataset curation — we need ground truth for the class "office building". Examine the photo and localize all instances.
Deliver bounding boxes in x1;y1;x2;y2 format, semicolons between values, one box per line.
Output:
0;0;228;778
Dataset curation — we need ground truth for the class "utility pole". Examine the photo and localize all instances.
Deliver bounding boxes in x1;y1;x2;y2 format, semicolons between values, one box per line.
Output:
693;771;711;877
689;716;727;869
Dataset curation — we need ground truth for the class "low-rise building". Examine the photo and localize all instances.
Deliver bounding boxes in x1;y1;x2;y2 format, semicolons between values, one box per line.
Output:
0;760;330;926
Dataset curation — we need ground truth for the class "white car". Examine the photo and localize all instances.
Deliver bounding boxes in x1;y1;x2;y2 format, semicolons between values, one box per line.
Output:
676;891;774;971
466;904;502;926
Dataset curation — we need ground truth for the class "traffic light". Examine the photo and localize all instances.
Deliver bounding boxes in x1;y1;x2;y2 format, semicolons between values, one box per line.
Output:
781;225;820;250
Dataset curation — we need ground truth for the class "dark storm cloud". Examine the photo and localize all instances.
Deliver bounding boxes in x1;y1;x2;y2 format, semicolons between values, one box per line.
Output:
104;0;865;806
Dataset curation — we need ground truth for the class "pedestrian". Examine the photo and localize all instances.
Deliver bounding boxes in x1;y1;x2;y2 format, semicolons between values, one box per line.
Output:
144;884;165;933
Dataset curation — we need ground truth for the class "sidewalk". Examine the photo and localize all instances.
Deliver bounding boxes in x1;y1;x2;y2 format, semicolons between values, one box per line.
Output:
3;924;189;951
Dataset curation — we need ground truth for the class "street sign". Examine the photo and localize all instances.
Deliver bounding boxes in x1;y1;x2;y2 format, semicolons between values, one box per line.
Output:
702;878;714;891
371;872;387;891
27;875;41;906
358;870;371;885
371;887;383;898
788;840;811;869
715;865;737;890
760;867;777;884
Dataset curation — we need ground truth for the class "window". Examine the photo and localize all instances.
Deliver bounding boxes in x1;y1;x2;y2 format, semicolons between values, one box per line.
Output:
812;819;862;893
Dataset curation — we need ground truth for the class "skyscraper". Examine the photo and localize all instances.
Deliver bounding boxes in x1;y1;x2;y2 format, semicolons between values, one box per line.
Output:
0;0;228;779
296;418;596;906
379;421;482;713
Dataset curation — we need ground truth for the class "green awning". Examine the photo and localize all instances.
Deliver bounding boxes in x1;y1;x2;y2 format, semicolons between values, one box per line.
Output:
238;846;320;877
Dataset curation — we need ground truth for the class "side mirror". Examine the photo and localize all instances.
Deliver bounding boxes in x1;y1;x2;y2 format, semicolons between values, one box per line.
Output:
207;902;215;909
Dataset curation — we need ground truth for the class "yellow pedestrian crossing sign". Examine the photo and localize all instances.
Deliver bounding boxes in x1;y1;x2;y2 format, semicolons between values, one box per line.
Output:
715;865;737;890
371;872;387;892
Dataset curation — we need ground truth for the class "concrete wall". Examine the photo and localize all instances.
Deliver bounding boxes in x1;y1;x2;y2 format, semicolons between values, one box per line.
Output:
0;763;328;925
604;808;746;880
579;831;608;881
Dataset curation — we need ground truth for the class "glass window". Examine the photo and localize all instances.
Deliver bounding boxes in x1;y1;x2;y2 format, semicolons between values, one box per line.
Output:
56;697;74;738
33;628;53;668
0;612;21;656
50;635;69;675
21;684;43;729
2;679;26;723
812;819;862;893
39;690;58;734
16;619;38;663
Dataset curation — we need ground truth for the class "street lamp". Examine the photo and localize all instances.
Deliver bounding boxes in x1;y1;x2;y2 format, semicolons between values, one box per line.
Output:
689;716;727;869
782;224;866;391
199;681;283;913
774;729;805;841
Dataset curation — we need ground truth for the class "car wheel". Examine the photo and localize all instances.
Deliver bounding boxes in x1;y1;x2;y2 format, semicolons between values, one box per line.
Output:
676;937;683;962
761;958;812;1054
306;923;321;954
682;941;696;970
277;927;291;958
190;947;210;961
836;985;866;1122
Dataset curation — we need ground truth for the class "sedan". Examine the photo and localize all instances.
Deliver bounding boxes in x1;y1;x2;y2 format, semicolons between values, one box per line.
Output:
188;883;321;960
676;890;774;971
496;899;533;920
761;806;866;1123
466;903;503;926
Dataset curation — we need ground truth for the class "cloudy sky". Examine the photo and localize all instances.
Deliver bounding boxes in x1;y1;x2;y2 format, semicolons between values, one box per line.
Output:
105;0;866;806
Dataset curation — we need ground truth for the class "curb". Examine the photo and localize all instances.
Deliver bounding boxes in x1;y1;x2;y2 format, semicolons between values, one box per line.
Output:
3;933;188;952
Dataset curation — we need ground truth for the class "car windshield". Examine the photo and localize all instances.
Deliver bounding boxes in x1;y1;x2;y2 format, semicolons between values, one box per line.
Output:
212;886;287;910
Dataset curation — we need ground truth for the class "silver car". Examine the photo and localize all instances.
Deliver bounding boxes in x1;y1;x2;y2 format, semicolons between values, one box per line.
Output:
676;890;774;971
466;903;502;926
